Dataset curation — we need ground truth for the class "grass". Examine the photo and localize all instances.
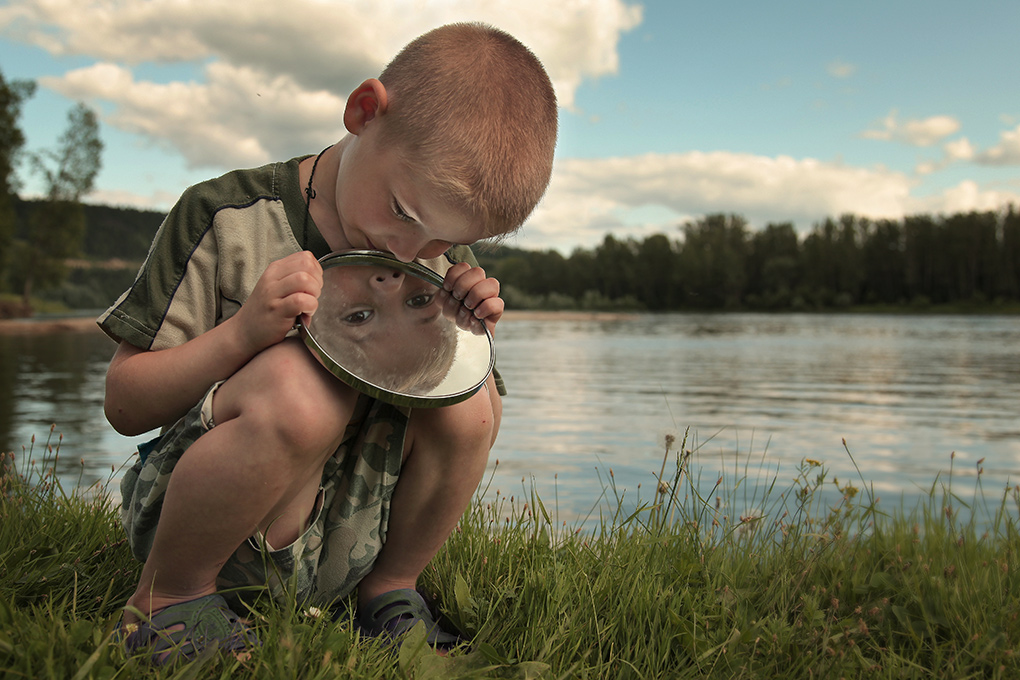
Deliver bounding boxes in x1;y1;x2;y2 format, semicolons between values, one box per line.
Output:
3;428;1020;679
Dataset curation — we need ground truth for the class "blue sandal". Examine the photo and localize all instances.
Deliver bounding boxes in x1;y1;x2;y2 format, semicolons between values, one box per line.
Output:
356;589;464;651
119;593;260;665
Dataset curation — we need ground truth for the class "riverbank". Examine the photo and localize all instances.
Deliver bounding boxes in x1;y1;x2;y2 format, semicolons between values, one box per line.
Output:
5;303;1020;336
4;436;1020;678
0;310;642;335
0;315;102;334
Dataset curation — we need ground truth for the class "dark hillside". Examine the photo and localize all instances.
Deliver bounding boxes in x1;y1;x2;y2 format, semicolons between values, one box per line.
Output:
14;198;164;262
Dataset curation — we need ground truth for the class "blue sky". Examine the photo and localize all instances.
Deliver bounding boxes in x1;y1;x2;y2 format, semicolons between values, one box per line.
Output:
2;0;1018;252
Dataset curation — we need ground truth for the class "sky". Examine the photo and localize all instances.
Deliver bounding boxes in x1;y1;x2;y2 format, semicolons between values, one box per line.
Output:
1;0;1019;253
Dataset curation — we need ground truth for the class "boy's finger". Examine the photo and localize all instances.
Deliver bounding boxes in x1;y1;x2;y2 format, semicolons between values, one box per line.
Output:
278;291;319;319
276;269;323;298
269;251;323;283
447;268;486;302
462;277;500;311
442;261;472;290
471;297;504;327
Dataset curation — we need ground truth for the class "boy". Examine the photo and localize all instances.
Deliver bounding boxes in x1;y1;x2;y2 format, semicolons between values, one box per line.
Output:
99;22;557;662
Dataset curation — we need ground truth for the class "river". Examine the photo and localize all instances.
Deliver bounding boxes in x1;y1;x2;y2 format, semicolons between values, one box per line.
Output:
2;313;1018;524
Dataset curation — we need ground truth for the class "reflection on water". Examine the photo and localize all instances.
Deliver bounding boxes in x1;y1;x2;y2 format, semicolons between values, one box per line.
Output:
0;329;149;487
486;314;1020;521
2;314;1019;522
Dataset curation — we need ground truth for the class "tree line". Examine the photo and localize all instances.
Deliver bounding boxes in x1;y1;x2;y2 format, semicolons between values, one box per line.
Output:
1;67;103;316
478;210;1020;312
9;198;1020;315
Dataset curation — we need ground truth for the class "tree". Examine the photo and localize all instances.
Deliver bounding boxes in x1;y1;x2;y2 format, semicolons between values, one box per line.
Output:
15;102;103;306
0;69;36;294
634;234;679;310
800;215;865;307
999;205;1020;300
593;234;639;302
676;213;749;309
747;222;801;309
942;211;998;302
903;214;941;303
860;218;905;304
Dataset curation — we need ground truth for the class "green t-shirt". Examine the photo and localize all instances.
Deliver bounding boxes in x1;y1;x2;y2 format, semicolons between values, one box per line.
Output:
97;156;504;393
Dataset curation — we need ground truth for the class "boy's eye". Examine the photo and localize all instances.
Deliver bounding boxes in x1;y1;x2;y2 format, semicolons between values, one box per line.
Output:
406;293;434;309
392;199;415;223
343;309;373;324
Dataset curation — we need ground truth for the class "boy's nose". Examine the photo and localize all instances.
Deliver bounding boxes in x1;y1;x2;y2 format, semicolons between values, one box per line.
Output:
370;269;404;292
384;235;425;263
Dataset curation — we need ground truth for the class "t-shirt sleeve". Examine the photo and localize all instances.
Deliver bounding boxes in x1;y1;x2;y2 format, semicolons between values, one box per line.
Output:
96;183;221;350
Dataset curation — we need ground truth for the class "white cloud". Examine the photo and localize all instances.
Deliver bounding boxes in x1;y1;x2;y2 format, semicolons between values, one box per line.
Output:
909;125;1020;177
826;59;856;79
519;152;1020;252
917;180;1020;216
914;137;975;175
861;110;961;147
7;0;642;169
944;137;975;162
975;124;1020;166
42;62;348;169
519;152;924;251
2;0;643;100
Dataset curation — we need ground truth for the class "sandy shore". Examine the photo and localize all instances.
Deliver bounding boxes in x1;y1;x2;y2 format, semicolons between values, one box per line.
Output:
0;316;103;334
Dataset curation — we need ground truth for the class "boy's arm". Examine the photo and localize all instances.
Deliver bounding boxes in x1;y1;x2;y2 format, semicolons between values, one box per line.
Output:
105;251;323;436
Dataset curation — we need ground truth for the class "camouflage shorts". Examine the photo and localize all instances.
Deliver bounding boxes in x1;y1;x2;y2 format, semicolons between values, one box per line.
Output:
119;381;408;607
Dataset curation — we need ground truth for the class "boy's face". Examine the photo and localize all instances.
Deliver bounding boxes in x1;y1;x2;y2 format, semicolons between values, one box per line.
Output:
334;120;483;263
330;264;442;341
309;263;452;386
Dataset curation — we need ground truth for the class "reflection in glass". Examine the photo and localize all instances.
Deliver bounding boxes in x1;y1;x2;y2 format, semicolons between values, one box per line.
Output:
301;252;494;407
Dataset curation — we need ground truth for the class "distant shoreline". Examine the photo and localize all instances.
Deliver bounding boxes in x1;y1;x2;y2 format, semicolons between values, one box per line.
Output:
500;310;641;321
0;310;646;335
0;316;102;334
5;305;1018;335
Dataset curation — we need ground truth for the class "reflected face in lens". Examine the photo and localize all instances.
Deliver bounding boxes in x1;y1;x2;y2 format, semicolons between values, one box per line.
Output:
311;264;456;392
333;265;441;338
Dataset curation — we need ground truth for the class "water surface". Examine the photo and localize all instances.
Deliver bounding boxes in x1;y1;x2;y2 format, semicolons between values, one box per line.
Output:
2;313;1018;523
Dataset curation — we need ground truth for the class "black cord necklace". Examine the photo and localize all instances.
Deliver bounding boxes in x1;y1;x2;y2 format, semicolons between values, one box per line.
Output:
303;145;332;230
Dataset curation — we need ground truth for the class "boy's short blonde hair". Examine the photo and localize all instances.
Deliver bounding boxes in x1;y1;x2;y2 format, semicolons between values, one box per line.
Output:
379;23;558;237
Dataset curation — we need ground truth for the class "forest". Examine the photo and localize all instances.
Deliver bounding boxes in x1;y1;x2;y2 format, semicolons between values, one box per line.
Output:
12;200;1019;314
479;209;1020;312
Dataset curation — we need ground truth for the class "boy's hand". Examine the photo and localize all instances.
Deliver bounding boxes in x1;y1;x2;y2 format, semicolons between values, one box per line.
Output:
235;251;323;355
442;262;504;333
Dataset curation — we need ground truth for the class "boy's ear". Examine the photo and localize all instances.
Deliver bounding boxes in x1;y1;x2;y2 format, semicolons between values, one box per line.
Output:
343;78;389;134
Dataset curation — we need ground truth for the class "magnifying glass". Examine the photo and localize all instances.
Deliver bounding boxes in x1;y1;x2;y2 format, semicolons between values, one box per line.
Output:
297;250;495;408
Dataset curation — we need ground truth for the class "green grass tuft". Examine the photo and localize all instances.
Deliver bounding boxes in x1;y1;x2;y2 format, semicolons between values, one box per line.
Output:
4;427;1020;678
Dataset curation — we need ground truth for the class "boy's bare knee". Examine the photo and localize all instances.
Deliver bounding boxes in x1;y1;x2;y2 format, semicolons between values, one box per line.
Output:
215;340;356;455
408;387;497;463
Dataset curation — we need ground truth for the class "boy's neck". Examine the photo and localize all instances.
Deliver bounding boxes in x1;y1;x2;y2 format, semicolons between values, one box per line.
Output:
300;140;349;251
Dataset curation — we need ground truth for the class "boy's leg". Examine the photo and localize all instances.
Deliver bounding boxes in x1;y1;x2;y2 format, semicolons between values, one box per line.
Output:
126;338;359;622
355;372;502;606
